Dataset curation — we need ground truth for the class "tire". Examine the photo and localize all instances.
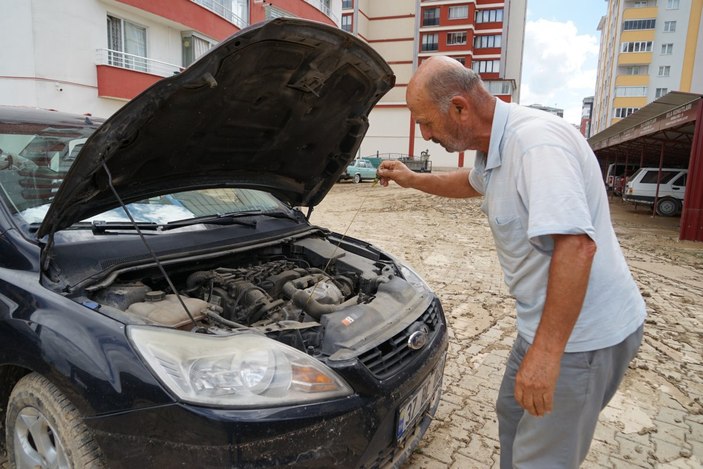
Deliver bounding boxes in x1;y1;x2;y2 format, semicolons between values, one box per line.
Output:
6;373;105;468
655;197;680;217
353;173;362;184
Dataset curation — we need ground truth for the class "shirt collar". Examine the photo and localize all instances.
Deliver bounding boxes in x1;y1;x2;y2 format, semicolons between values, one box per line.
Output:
485;98;510;170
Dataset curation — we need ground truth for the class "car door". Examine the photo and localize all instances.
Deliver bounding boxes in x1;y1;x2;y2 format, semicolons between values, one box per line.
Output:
669;172;687;200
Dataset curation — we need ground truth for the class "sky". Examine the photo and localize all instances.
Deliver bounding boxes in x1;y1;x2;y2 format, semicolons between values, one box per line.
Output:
520;0;607;125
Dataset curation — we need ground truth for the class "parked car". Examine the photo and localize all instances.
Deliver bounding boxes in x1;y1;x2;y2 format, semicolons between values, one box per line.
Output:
0;19;447;469
340;158;377;183
605;162;640;195
623;167;688;216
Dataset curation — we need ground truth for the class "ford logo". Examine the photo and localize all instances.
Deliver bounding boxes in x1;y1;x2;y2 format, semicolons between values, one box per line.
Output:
407;327;429;350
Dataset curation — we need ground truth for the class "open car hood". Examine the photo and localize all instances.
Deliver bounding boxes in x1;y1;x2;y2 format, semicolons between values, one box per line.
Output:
37;18;394;238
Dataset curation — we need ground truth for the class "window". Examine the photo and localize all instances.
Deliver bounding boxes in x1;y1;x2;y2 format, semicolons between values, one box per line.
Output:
448;5;469;20
484;80;513;95
620;41;652;52
341;14;352;32
614;107;639;118
453;56;466;65
623;19;656;30
664;21;676;32
671;173;686;187
447;32;467;45
475;9;503;23
107;15;147;72
421;33;439;51
658;65;671;76
655;88;669;98
342;0;353;9
667;0;680;9
422;7;440;26
661;43;673;54
634;0;648;6
622;65;646;75
472;60;500;74
615;86;647;97
474;34;502;48
182;34;214;67
640;170;680;184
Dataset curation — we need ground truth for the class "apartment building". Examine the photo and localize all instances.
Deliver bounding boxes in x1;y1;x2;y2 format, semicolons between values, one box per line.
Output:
592;0;703;135
0;0;340;118
342;0;526;167
580;96;594;138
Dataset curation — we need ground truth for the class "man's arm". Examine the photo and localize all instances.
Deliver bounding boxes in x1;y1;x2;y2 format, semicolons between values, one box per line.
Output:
377;160;481;198
514;233;596;417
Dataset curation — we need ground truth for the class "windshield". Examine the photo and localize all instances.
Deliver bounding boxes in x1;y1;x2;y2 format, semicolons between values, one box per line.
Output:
0;113;285;235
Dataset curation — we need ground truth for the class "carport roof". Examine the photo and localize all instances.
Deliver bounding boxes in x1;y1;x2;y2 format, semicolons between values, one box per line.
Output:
588;91;701;166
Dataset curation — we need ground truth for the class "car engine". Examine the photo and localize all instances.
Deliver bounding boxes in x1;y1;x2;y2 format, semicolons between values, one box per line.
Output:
86;236;427;358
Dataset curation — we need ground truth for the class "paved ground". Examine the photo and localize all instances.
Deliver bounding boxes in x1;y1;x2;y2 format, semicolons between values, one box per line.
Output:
310;182;703;469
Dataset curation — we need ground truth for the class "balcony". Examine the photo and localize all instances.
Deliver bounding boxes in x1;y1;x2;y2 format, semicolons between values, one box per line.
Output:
97;49;182;77
618;51;652;65
96;49;183;100
305;0;339;23
191;0;247;28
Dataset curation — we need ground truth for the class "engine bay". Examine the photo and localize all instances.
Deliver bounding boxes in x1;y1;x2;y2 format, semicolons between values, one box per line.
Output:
84;235;428;358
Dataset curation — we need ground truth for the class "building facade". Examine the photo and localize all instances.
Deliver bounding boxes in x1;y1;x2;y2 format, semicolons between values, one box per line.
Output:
0;0;340;118
592;0;703;135
580;96;594;138
342;0;526;167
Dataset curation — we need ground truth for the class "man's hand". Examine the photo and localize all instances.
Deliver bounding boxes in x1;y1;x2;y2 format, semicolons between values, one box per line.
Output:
514;346;561;416
377;160;416;188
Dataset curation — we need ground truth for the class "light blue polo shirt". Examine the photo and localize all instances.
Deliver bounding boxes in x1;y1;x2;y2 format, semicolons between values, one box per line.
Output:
469;99;646;352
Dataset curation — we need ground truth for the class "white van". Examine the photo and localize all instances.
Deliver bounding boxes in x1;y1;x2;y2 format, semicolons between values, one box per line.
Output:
622;167;688;216
605;163;640;195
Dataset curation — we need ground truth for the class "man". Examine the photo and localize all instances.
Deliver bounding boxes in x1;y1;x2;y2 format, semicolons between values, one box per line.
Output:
377;56;646;468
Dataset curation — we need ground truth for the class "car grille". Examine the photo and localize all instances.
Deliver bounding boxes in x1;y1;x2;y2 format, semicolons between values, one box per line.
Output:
359;299;443;379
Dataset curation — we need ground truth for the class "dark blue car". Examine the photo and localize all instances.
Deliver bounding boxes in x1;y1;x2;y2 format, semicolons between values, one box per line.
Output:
0;19;447;468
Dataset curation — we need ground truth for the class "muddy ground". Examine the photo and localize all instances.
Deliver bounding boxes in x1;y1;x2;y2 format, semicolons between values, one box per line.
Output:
310;179;703;469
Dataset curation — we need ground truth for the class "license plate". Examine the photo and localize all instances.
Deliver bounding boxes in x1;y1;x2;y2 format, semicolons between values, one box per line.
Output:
395;358;445;441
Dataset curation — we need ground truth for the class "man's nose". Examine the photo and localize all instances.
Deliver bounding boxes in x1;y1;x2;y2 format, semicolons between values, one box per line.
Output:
419;124;431;141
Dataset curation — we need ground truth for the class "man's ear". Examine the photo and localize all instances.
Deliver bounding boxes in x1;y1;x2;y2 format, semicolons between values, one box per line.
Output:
450;96;470;120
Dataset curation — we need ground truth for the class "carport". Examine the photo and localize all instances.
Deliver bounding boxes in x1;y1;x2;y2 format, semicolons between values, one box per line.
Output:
588;91;703;242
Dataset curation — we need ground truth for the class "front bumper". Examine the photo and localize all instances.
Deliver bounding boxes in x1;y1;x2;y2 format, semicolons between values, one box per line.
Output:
87;310;448;468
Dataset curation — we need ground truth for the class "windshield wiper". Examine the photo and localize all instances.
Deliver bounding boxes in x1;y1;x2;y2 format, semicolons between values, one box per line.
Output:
164;213;258;230
165;210;303;229
91;221;160;233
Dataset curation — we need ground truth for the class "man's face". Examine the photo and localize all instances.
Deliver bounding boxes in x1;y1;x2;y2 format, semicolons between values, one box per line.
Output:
408;92;467;153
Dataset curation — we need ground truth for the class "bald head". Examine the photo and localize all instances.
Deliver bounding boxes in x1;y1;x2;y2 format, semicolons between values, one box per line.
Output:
408;56;486;113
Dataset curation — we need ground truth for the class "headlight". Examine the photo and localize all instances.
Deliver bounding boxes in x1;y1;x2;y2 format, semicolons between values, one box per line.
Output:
399;263;431;293
127;326;352;407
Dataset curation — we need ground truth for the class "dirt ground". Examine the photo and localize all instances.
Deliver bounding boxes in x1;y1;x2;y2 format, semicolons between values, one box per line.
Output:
310;179;703;469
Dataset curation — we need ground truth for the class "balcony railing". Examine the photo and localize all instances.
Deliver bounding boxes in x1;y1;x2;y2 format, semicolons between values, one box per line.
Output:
96;49;183;77
304;0;339;23
191;0;247;28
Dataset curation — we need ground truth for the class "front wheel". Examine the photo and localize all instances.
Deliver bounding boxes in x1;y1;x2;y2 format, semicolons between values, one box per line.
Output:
655;197;680;217
6;373;105;469
353;173;362;184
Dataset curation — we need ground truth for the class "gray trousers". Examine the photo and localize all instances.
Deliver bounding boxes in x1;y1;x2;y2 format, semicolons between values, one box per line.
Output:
496;324;644;469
